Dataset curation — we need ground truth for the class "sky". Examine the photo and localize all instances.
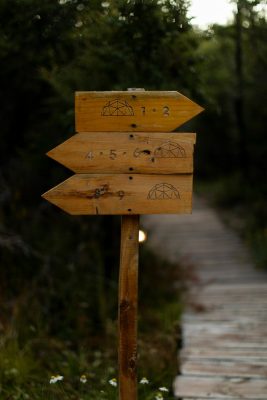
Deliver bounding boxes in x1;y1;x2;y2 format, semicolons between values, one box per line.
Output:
188;0;236;28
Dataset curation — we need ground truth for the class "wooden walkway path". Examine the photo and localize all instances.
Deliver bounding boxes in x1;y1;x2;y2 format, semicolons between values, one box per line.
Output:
143;196;267;399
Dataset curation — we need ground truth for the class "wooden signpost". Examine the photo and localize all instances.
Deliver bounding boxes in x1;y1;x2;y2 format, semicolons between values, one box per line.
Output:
42;89;203;400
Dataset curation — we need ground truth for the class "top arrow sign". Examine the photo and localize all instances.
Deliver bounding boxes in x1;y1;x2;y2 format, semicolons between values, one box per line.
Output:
75;91;203;133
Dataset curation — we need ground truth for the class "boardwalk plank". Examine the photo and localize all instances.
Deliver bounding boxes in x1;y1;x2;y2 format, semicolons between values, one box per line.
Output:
143;196;267;399
180;348;267;361
181;359;267;378
174;376;267;399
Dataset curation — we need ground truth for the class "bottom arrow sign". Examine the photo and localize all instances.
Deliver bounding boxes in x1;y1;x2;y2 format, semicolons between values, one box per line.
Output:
42;174;193;215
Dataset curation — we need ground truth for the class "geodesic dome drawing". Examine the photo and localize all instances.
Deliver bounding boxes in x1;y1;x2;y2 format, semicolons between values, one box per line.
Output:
154;141;186;158
101;99;134;116
147;183;180;200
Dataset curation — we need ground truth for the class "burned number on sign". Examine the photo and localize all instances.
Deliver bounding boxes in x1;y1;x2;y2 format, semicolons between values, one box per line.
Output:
140;106;170;116
86;148;155;160
86;150;119;160
93;185;125;200
109;150;117;160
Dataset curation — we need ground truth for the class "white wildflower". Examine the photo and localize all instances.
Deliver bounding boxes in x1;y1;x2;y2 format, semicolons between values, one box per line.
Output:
77;4;85;11
140;377;149;384
109;378;117;387
155;393;164;400
80;374;87;383
159;386;169;392
49;375;64;384
75;20;83;28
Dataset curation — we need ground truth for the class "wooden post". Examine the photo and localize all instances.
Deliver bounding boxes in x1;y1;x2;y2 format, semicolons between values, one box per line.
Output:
118;215;139;400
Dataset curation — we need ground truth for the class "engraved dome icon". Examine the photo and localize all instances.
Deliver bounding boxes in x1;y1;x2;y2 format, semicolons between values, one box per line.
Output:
154;141;186;158
102;99;134;116
147;183;180;200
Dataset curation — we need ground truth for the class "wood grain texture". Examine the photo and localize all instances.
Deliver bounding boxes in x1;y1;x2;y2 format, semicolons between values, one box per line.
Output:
144;197;267;399
181;347;267;361
181;359;267;378
118;216;139;400
47;132;196;174
75;91;203;132
42;173;193;215
174;376;267;399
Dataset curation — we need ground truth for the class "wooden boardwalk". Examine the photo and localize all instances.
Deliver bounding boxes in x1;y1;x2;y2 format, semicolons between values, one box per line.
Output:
143;196;267;399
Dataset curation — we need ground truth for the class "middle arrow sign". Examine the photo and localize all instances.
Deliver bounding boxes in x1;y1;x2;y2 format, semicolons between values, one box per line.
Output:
47;132;196;174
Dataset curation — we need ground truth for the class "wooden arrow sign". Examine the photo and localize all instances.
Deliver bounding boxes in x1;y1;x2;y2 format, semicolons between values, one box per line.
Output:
47;132;196;174
75;91;203;132
42;173;193;215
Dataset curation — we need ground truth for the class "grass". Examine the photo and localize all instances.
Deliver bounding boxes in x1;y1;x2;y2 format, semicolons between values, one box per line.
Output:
0;244;186;399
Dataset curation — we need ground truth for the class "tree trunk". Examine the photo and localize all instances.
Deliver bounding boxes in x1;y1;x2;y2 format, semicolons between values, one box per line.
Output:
235;0;249;177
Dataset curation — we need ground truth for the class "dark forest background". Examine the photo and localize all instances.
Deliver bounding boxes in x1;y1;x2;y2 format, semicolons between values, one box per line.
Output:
0;0;266;398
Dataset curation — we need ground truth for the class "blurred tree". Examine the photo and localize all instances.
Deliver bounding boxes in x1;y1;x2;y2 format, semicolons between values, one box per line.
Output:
234;0;248;176
232;0;266;177
0;0;200;341
194;0;267;180
1;0;265;340
46;0;198;92
193;0;267;265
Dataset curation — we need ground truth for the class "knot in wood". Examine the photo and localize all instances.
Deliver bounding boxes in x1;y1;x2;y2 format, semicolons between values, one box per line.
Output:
120;299;130;313
129;355;137;372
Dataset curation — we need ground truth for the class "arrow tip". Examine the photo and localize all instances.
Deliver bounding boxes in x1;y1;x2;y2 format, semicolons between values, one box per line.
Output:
41;191;49;200
46;149;56;160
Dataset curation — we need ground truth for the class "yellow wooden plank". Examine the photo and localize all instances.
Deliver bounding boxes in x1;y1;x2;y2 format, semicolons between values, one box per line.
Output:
47;132;196;174
75;91;203;132
42;173;193;215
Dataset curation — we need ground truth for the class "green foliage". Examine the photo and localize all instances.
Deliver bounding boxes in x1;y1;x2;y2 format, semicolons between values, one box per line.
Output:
193;1;267;267
194;1;267;179
0;246;183;399
0;0;197;343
